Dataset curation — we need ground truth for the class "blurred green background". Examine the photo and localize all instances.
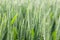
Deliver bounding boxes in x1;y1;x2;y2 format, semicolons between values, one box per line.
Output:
0;0;60;40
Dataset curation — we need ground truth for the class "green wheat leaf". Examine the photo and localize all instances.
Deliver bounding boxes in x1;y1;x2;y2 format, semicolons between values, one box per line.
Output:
11;14;18;25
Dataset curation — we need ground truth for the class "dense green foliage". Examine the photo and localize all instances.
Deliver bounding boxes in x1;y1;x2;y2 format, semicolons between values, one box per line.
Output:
0;0;60;40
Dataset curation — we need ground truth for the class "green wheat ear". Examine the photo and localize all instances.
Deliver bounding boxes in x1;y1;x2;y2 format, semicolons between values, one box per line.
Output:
10;13;18;25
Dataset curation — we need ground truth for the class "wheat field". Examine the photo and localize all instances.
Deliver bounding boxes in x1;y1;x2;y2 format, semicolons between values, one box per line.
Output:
0;0;60;40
